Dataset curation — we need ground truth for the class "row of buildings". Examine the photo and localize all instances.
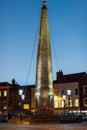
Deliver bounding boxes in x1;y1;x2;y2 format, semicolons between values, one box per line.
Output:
0;70;87;115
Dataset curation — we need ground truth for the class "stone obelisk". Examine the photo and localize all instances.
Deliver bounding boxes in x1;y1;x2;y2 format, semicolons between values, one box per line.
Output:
35;1;54;115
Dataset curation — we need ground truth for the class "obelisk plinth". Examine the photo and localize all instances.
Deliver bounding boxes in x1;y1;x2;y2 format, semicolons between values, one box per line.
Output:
35;1;54;115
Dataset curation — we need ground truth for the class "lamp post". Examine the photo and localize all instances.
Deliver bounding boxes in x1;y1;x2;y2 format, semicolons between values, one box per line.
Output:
67;89;71;113
62;94;66;115
21;94;25;116
19;89;23;96
18;89;23;117
21;94;25;100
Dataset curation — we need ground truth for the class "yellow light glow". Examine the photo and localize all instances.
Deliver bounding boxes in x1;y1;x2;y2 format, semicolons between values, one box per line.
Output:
54;96;58;100
75;99;79;107
4;90;7;96
54;101;58;108
31;109;35;113
23;104;30;110
0;91;1;96
3;106;7;110
54;96;63;108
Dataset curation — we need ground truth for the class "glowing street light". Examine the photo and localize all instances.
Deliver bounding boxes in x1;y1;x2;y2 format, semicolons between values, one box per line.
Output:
62;95;66;100
19;89;23;95
21;94;25;100
18;89;24;117
67;89;71;96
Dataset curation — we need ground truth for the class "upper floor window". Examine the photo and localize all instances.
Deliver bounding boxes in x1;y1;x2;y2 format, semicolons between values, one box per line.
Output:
61;90;65;96
75;88;78;95
4;90;7;96
83;85;87;95
0;91;1;97
85;87;87;95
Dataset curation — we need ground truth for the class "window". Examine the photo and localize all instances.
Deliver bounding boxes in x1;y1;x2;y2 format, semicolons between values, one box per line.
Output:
75;99;79;107
62;100;64;108
70;100;72;107
75;88;78;95
54;101;58;108
3;101;7;110
84;98;87;107
85;87;87;95
23;104;30;110
4;90;7;96
61;90;65;96
0;91;1;97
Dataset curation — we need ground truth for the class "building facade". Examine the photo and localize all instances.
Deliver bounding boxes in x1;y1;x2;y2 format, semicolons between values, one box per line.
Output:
53;71;87;114
0;79;35;115
0;71;87;115
0;82;11;115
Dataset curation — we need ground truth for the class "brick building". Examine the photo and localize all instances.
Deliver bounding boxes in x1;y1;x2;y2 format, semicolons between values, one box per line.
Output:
53;71;87;114
0;71;87;115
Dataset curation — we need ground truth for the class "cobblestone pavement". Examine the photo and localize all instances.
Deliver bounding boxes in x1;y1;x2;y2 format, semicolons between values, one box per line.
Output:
0;121;87;130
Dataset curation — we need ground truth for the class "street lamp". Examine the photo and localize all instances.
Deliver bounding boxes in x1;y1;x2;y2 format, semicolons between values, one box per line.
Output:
21;94;25;100
62;94;66;114
18;89;24;117
19;89;23;96
67;89;71;113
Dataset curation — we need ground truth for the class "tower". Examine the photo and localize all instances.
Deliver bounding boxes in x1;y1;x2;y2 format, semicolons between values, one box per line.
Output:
35;1;54;114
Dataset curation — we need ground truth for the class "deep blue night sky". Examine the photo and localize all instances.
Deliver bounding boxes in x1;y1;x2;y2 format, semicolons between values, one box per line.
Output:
0;0;87;85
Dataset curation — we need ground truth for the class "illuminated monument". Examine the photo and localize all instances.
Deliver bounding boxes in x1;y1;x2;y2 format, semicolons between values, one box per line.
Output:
35;1;54;114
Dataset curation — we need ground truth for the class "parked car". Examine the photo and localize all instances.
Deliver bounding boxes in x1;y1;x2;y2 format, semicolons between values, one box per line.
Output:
0;114;7;122
83;115;87;121
10;113;19;119
0;114;3;122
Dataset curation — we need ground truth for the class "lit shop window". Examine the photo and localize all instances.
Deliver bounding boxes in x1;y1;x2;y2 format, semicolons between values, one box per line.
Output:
62;100;64;108
23;104;30;110
0;91;1;97
70;100;72;107
54;101;58;108
75;99;79;107
4;90;7;96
